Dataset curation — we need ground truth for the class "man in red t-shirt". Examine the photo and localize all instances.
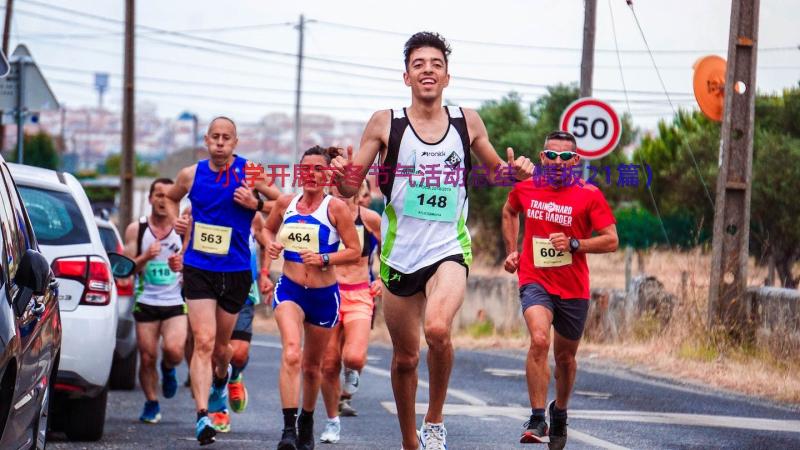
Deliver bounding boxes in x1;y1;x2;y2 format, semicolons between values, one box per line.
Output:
502;130;618;448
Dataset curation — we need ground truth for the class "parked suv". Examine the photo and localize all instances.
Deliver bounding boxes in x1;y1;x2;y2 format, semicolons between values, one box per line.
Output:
8;163;123;441
0;157;62;449
95;217;137;390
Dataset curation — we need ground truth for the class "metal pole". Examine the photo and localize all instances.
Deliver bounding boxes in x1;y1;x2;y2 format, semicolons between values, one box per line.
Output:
579;0;596;179
293;14;305;189
1;0;13;153
192;114;198;149
15;58;24;164
708;0;760;333
119;0;135;232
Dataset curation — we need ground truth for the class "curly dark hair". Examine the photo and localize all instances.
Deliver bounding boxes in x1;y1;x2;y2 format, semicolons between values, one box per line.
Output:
301;145;343;163
403;31;451;69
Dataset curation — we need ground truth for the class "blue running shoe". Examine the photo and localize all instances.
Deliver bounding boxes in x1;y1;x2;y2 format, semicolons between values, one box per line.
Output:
208;382;229;413
196;415;216;445
139;400;161;424
161;362;178;399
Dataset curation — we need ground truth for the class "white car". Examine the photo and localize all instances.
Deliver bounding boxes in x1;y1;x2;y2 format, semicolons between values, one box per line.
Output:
8;163;118;441
95;217;137;390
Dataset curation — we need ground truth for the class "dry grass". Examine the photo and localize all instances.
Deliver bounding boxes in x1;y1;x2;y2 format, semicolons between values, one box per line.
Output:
253;249;800;405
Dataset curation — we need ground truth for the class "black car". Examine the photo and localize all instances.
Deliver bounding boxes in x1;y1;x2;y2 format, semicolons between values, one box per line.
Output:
0;156;62;449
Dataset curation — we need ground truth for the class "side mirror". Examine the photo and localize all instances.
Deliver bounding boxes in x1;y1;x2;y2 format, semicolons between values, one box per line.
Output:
15;249;49;295
107;252;135;278
13;249;50;316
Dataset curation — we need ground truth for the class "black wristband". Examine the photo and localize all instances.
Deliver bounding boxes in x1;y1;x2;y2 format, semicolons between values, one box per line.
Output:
256;198;264;211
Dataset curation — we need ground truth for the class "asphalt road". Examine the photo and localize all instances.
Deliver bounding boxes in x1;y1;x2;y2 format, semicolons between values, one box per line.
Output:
49;334;800;449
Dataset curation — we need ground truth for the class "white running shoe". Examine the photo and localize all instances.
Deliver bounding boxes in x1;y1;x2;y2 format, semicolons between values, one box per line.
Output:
320;417;341;444
343;369;360;395
418;422;447;450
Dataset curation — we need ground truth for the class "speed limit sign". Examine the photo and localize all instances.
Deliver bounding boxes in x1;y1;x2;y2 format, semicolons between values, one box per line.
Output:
559;98;622;160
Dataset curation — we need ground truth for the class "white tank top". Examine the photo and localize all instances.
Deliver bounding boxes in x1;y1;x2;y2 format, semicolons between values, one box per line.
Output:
379;106;472;273
279;194;340;263
135;220;184;306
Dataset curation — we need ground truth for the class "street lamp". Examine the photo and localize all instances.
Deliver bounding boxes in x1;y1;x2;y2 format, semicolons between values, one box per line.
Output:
178;111;199;150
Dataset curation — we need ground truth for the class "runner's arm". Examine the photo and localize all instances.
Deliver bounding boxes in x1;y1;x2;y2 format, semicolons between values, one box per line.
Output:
166;165;193;216
574;224;618;254
326;198;361;266
502;199;521;255
261;194;292;272
464;108;533;184
333;110;389;197
123;221;149;274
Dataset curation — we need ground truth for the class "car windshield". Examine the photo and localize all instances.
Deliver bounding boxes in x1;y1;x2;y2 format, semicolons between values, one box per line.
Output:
17;186;90;245
97;226;120;253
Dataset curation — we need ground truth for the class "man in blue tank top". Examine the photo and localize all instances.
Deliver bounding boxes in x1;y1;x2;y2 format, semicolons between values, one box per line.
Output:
167;116;280;445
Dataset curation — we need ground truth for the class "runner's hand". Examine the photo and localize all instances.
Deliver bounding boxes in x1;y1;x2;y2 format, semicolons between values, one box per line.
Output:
259;272;274;300
175;215;191;235
330;145;353;180
504;251;520;273
369;280;382;297
145;242;160;260
167;253;183;272
233;179;258;210
507;147;534;181
299;250;324;267
549;233;570;252
268;241;284;260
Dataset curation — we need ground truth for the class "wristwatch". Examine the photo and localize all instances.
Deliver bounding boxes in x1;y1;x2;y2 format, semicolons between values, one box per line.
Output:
321;254;330;267
256;198;264;212
569;238;580;253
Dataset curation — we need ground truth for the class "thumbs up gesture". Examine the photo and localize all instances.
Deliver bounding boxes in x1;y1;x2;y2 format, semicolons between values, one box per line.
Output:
507;147;534;181
330;145;353;180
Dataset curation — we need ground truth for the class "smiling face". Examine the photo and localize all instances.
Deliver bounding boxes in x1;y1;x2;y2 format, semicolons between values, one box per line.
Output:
403;46;450;102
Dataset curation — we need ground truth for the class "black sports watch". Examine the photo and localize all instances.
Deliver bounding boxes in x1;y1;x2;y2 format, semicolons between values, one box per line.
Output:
321;254;330;266
569;238;580;253
256;198;264;212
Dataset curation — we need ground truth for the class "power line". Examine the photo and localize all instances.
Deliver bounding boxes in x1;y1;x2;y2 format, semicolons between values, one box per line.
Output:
313;19;798;54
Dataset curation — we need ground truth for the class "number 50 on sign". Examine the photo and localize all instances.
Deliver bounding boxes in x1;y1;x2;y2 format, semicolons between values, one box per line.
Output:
559;98;622;160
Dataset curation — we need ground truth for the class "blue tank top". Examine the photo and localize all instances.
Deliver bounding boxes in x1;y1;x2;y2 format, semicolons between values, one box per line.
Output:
184;156;255;272
279;194;340;263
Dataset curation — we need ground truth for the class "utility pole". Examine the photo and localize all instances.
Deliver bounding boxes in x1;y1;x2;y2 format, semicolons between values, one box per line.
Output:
119;0;135;232
708;0;760;335
579;0;597;178
293;14;305;190
1;0;13;153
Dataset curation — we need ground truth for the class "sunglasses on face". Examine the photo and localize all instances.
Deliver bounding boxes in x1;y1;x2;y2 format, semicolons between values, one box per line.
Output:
543;150;578;161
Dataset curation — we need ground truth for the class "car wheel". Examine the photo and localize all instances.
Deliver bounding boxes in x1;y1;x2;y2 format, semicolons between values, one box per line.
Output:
63;385;107;441
31;356;57;450
109;350;137;390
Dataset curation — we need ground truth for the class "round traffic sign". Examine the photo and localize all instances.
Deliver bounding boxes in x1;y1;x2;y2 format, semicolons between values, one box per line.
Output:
559;98;622;160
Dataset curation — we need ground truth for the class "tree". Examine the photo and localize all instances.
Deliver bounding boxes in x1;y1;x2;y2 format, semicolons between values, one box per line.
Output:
6;131;60;169
102;153;158;177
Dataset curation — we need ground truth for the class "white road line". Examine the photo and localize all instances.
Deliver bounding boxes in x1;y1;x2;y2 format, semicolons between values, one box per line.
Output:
362;365;488;407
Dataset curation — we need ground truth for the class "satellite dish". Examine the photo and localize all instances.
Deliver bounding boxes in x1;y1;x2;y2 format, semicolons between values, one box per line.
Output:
693;55;726;122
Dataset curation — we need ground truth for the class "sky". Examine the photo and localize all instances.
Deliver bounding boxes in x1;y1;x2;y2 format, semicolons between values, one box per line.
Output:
5;0;800;132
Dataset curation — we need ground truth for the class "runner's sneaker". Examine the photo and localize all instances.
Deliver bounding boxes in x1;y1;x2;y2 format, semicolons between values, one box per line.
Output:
209;409;231;433
228;373;248;413
208;368;230;413
520;415;549;444
139;400;161;424
161;361;178;399
343;369;360;395
338;398;357;417
297;413;315;450
418;422;447;450
278;428;298;450
319;417;340;443
547;400;567;450
196;415;216;446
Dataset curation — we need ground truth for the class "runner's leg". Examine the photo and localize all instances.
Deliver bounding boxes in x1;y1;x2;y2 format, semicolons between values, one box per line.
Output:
383;287;425;450
300;323;335;411
188;299;217;411
552;331;580;409
523;305;554;409
212;306;239;380
320;323;344;419
422;262;466;424
136;320;161;402
160;313;187;369
275;301;304;407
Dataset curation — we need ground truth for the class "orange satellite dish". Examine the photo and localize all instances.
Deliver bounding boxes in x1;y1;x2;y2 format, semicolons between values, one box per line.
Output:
693;55;727;122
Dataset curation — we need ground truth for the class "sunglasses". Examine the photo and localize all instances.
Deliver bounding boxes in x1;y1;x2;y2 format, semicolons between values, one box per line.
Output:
543;150;578;161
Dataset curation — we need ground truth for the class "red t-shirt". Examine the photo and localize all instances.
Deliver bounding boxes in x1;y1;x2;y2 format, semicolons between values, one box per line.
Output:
507;179;616;299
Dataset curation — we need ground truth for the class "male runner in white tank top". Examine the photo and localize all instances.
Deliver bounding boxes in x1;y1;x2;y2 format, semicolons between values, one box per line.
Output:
331;32;534;450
